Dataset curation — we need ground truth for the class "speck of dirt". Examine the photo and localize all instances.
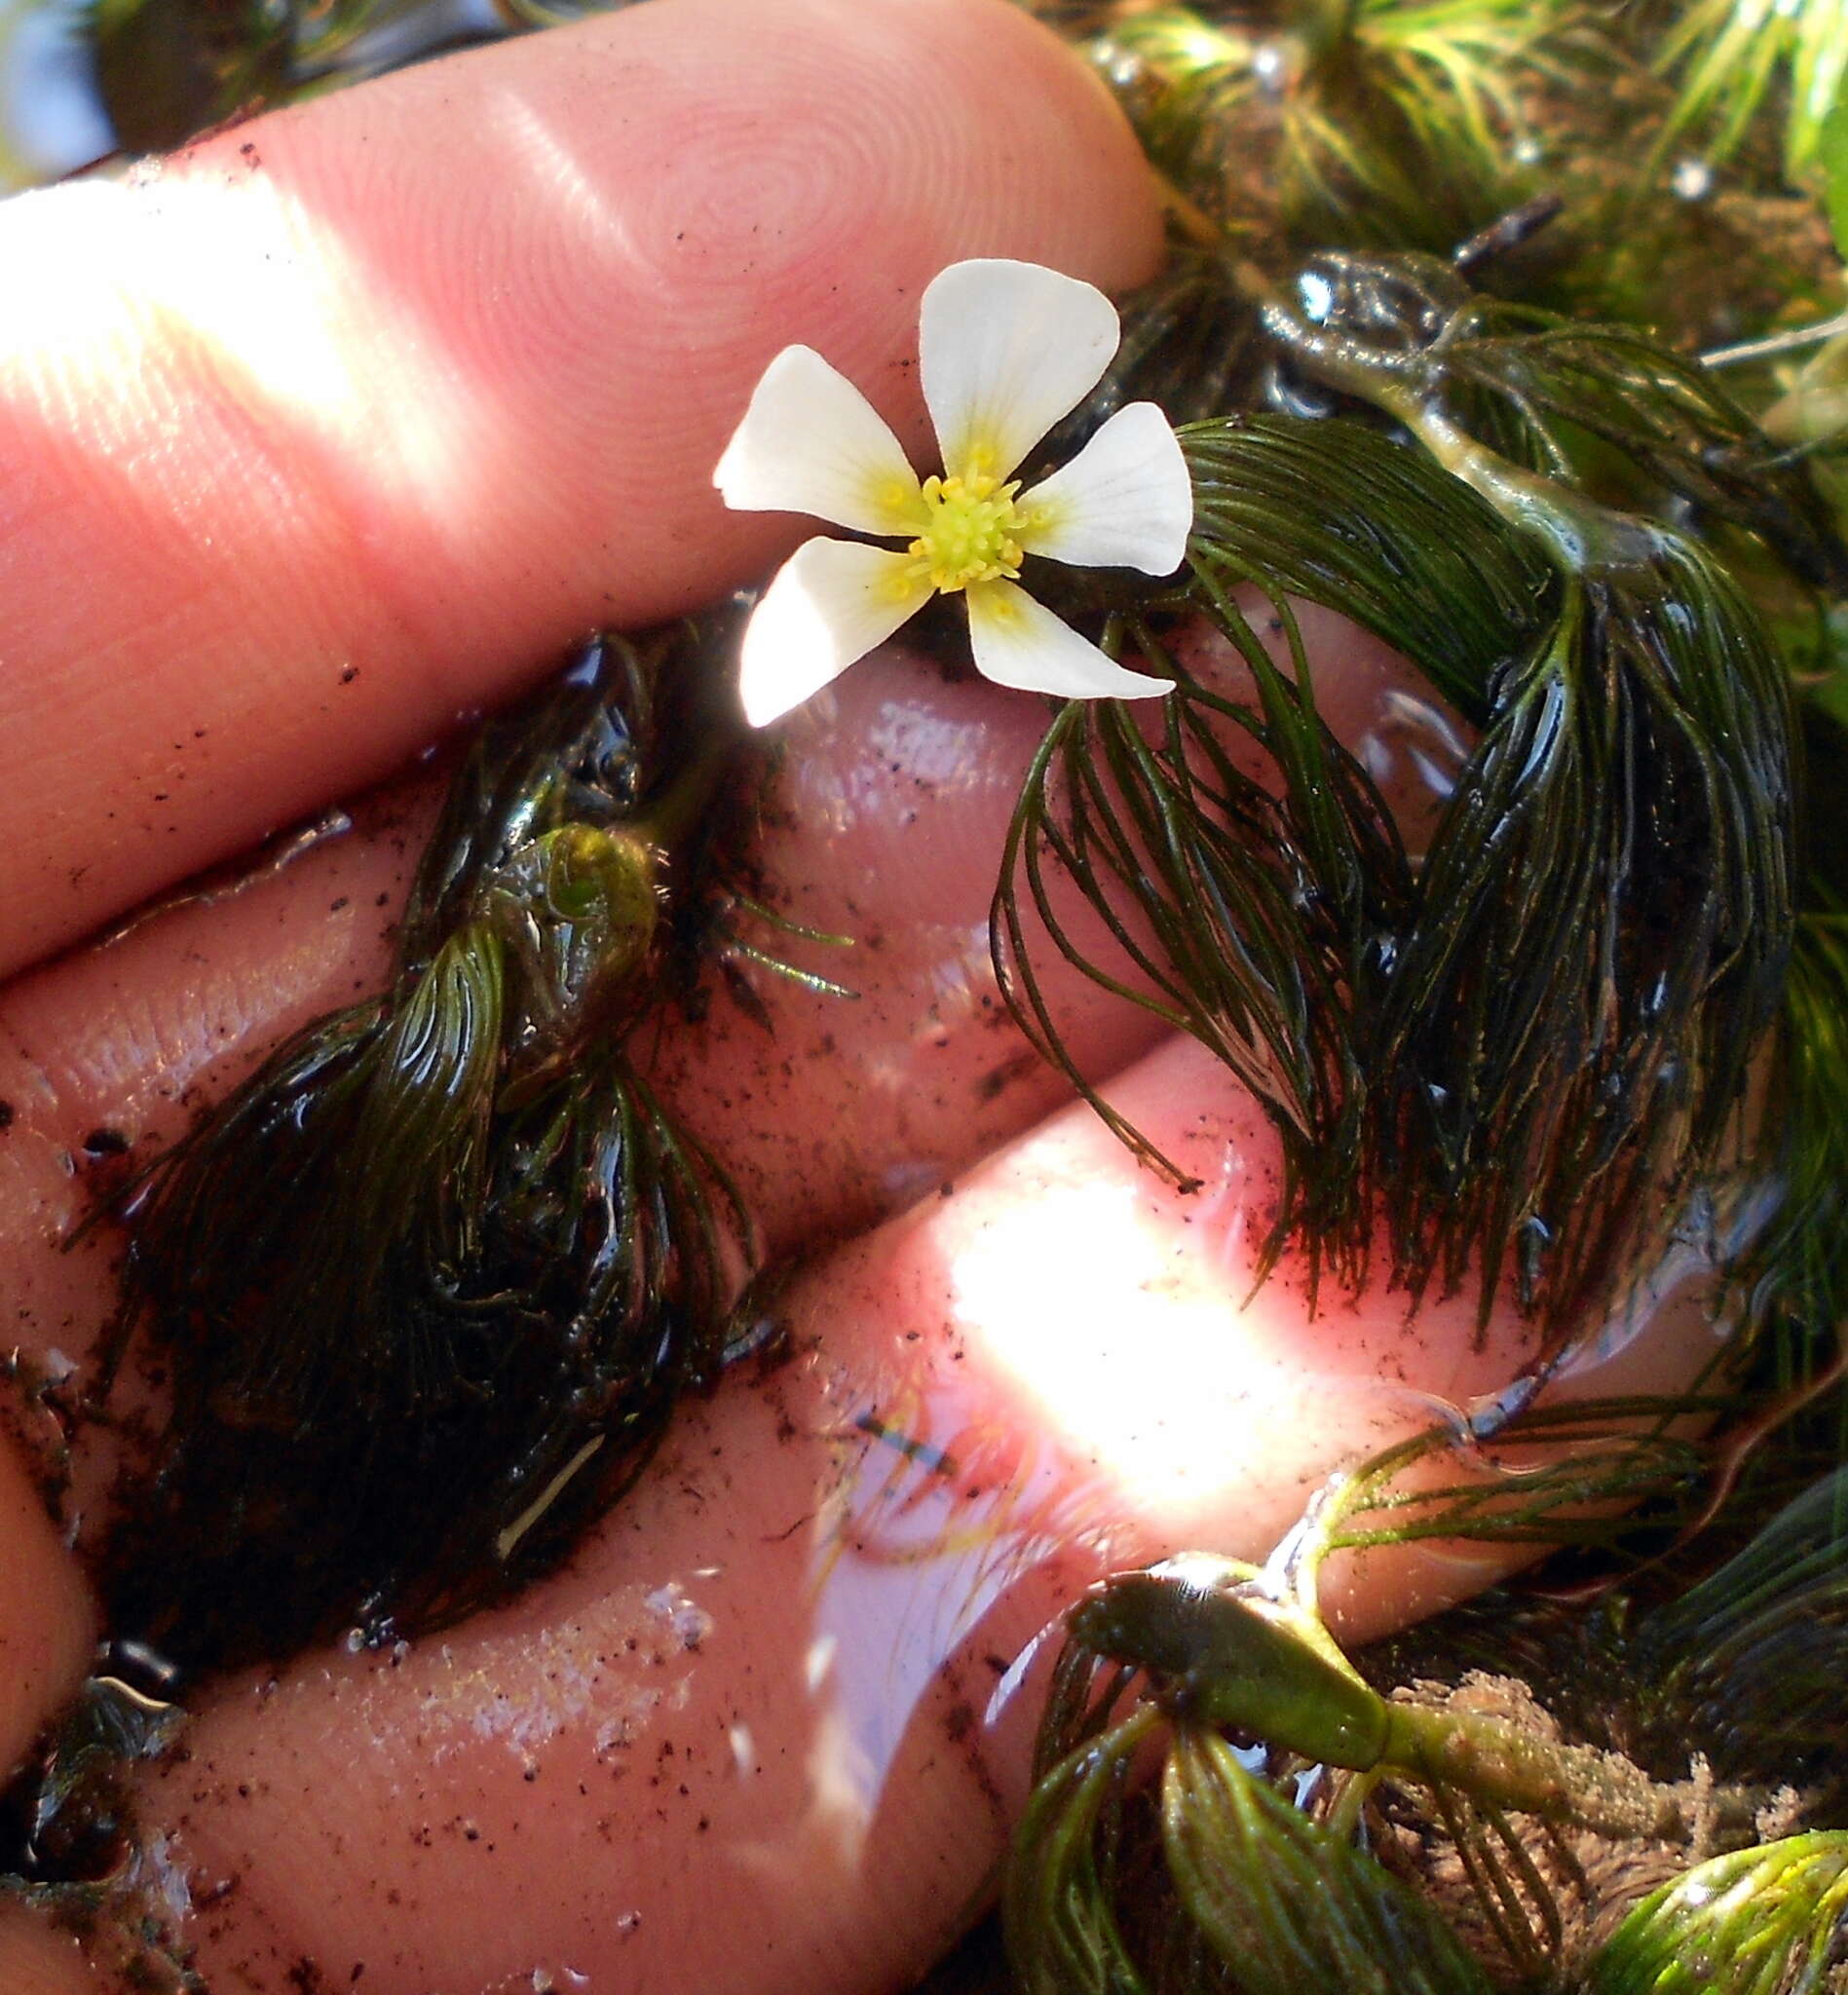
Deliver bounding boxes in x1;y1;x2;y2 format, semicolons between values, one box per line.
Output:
0;1100;13;1131
81;1127;131;1157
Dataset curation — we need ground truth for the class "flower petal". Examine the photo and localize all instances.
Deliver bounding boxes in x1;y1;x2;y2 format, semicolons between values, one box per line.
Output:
1016;401;1193;575
964;579;1171;701
919;260;1119;483
714;346;924;536
738;538;933;727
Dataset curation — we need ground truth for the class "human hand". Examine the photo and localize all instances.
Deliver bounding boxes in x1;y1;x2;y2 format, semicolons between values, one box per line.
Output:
0;3;1723;1988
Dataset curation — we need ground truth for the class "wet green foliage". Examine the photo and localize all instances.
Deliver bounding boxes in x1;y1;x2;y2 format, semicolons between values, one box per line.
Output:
1179;408;1551;725
1009;248;1827;1345
1588;1832;1848;1995
1008;1443;1848;1994
1073;1576;1391;1766
82;0;632;152
0;1675;181;1887
1353;527;1787;1337
1314;1402;1714;1555
1634;1466;1848;1790
94;627;758;1673
1651;0;1848;183
1717;940;1848;1415
88;0;384;152
1005;1666;1493;1995
1828;102;1848;251
1078;0;1583;257
1068;2;1846;350
997;224;1848;1980
1704;695;1848;1370
0;1676;203;1991
994;622;1410;1286
1158;1724;1494;1995
1258;252;1848;587
1007;1565;1519;1990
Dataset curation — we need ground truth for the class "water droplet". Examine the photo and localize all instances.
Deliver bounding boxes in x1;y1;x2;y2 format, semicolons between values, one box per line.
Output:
1672;157;1715;203
1298;269;1337;324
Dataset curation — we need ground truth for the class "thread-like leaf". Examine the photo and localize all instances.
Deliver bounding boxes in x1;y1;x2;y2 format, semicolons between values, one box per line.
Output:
95;629;754;1672
1589;1832;1848;1995
1161;1725;1492;1995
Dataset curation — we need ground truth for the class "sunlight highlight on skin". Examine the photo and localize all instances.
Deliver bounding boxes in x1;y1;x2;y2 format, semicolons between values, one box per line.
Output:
947;1172;1277;1511
891;1027;1746;1621
4;169;478;523
496;92;647;271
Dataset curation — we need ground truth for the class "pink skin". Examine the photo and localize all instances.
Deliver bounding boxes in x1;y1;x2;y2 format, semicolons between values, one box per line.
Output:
0;636;1726;1993
0;6;1734;1988
0;0;1165;1766
0;0;1157;979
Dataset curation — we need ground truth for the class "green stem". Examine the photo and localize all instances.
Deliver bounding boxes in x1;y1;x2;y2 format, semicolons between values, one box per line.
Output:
1323;1765;1382;1843
1234;259;1667;573
630;743;734;851
1380;1701;1755;1844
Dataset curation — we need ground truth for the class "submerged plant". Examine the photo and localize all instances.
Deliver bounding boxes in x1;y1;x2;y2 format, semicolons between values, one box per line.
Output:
1588;1831;1848;1994
986;206;1848;1990
1076;0;1585;257
1007;1438;1848;1993
1650;0;1848;183
32;1;1848;1989
90;625;760;1673
994;246;1825;1342
1066;2;1847;350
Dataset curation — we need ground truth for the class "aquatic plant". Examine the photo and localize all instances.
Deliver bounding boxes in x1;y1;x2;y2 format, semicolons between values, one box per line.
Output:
998;247;1825;1347
1006;1443;1848;1993
7;0;1848;1989
1650;0;1848;183
89;626;762;1671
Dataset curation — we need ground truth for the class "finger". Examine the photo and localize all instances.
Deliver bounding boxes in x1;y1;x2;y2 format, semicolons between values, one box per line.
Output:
131;1032;1721;1995
0;637;1180;1773
0;0;1161;977
0;1908;112;1995
0;606;1449;1945
0;1437;94;1782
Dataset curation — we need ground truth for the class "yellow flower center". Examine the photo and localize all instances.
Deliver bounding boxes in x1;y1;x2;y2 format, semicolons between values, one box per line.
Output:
906;472;1029;593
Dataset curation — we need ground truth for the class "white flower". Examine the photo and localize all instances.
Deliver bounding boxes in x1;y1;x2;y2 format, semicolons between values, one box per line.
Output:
714;258;1193;727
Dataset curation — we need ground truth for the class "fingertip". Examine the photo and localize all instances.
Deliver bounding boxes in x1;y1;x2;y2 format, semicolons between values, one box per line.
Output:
0;0;1161;975
0;1434;95;1788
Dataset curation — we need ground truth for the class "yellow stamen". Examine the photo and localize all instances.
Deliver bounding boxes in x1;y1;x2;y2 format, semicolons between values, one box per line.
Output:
905;471;1029;594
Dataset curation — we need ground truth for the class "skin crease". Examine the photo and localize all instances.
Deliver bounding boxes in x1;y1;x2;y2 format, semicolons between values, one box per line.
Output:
0;3;1742;1989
